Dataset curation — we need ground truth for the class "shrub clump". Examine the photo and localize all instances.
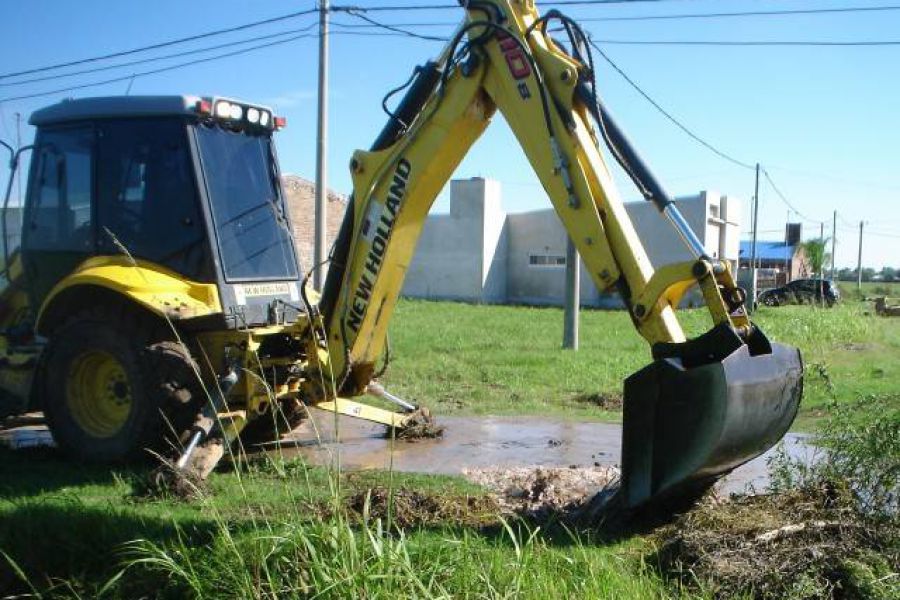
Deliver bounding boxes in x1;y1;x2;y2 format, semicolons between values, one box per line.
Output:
652;482;898;599
651;393;899;599
347;487;500;529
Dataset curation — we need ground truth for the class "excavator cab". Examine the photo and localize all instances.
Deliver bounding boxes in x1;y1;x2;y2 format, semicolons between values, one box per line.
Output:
15;96;302;331
0;96;315;457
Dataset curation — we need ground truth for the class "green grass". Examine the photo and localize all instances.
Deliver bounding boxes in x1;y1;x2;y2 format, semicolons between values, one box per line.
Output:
838;280;900;300
0;450;690;599
382;299;900;429
3;298;895;597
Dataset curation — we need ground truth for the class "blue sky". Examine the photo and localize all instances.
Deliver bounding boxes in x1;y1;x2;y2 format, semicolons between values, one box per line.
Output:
1;0;898;268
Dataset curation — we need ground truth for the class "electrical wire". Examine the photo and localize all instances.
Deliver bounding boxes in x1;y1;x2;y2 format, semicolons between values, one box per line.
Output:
586;38;755;170
0;32;319;103
0;22;321;89
578;5;900;22
590;39;900;47
761;169;821;224
330;0;703;11
321;3;900;29
340;9;448;41
0;7;319;81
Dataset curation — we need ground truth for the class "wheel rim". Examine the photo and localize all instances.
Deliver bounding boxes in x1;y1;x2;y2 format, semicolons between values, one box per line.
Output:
66;350;132;438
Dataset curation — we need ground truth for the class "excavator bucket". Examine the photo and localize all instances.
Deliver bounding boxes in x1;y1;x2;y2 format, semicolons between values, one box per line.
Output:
619;324;803;510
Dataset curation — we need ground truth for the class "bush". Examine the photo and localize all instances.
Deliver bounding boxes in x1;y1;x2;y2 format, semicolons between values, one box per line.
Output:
768;394;899;516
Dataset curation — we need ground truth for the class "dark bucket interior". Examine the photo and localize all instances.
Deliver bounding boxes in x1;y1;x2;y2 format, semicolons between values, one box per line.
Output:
619;327;803;510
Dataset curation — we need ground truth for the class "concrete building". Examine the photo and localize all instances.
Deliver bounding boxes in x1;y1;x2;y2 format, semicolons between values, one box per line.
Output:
403;178;743;307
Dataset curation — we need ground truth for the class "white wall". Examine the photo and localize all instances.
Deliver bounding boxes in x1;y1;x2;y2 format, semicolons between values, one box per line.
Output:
402;178;508;303
403;181;743;308
505;209;598;306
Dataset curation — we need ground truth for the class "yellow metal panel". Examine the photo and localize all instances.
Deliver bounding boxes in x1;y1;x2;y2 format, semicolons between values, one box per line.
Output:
36;256;222;329
315;398;412;428
325;64;494;385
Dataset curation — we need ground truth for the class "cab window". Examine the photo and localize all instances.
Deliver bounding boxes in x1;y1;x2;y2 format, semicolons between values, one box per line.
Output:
27;127;94;251
96;118;211;280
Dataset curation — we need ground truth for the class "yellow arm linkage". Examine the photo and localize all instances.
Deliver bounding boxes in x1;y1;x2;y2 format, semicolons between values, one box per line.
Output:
315;0;749;396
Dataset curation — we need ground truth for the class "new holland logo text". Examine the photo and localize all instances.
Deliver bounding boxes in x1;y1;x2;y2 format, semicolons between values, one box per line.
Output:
346;158;411;333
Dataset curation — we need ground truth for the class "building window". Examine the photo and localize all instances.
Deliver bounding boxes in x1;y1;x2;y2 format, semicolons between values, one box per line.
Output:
529;254;566;267
709;204;720;218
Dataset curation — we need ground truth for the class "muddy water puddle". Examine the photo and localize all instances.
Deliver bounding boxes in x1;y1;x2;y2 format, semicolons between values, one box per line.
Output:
268;413;813;496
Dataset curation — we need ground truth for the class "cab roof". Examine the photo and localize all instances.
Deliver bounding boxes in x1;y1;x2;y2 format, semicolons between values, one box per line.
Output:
30;95;204;127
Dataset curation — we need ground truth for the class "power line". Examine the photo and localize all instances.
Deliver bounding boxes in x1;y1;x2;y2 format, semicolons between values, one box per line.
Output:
329;3;900;28
0;7;318;81
340;9;448;41
591;39;900;47
0;23;321;89
554;0;719;4
586;38;755;170
0;32;319;103
764;164;900;193
761;169;822;224
578;5;900;22
330;0;705;11
330;19;456;29
867;228;900;238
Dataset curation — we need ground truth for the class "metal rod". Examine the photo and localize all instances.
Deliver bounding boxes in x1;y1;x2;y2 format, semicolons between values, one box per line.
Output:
830;210;837;281
662;203;707;260
174;366;239;471
367;382;417;412
14;113;21;210
2;145;33;275
563;235;580;350
582;88;713;263
819;221;825;307
750;164;760;269
176;431;203;470
313;0;329;291
857;220;864;292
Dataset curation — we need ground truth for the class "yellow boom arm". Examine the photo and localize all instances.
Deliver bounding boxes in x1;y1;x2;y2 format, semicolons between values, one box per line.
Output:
314;0;750;397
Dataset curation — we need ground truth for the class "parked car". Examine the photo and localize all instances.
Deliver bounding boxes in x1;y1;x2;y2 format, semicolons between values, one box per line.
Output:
758;278;840;307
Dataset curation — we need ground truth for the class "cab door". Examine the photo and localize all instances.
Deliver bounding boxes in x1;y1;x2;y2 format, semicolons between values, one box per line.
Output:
21;126;96;309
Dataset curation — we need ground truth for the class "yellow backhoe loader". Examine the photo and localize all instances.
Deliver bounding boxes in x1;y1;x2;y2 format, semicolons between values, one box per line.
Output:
0;0;802;510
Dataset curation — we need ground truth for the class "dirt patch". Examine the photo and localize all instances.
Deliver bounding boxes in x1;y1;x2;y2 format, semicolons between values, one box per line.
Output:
651;482;900;599
574;392;624;411
463;465;620;520
346;487;500;529
132;462;207;502
840;342;874;352
387;407;445;441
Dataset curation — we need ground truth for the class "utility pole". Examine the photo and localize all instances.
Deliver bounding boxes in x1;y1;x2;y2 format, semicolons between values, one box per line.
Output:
857;221;864;292
819;221;825;307
313;0;329;291
784;210;790;283
748;163;760;310
563;237;580;350
14;112;21;207
830;210;837;281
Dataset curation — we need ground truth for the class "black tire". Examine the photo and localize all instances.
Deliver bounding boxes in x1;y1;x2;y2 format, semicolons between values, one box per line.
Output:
238;398;306;445
763;294;779;307
43;307;201;463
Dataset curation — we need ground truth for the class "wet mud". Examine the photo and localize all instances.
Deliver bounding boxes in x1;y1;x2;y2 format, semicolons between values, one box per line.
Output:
265;412;813;498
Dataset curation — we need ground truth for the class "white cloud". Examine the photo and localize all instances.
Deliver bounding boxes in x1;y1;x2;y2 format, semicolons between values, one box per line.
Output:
263;90;315;108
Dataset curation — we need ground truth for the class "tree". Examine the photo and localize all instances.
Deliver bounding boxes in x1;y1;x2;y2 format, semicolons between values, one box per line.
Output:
800;238;831;277
837;267;854;281
881;267;897;282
